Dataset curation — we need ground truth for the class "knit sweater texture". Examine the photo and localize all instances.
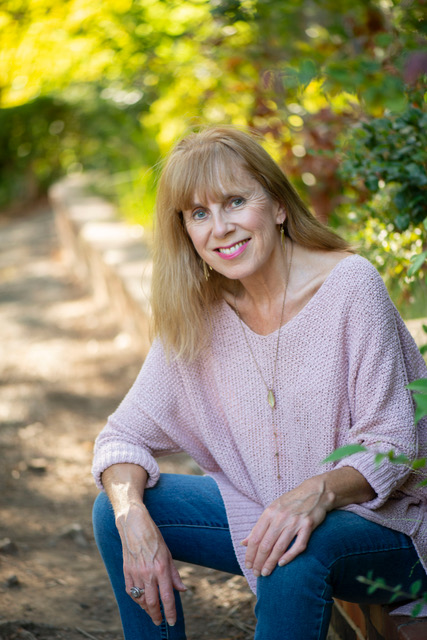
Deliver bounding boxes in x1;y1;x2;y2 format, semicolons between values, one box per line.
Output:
93;255;427;611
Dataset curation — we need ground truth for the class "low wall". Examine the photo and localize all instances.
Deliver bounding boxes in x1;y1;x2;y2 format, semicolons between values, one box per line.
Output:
49;174;152;356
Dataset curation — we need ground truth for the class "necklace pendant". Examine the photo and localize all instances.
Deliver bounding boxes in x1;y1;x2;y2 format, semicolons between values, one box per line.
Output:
268;389;276;409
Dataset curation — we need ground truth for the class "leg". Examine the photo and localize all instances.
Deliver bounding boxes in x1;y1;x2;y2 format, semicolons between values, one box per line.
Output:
92;474;242;640
254;510;427;640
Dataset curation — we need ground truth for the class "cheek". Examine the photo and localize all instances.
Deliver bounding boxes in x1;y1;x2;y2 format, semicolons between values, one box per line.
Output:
186;227;207;254
250;210;279;238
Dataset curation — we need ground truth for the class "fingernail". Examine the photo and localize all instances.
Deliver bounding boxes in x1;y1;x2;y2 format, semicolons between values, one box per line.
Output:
245;562;252;569
253;569;260;577
261;568;269;577
169;622;176;627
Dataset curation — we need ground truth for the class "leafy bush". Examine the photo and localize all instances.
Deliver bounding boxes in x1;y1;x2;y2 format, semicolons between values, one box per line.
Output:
0;86;156;209
339;100;427;232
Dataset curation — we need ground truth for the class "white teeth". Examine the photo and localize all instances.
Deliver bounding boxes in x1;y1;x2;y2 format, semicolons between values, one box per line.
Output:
218;241;246;255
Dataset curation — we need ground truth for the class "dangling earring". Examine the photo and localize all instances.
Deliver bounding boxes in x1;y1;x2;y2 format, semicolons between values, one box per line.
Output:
203;261;212;281
280;223;286;252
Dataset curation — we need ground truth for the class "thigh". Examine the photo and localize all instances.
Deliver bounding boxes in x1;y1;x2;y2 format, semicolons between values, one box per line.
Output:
254;510;427;640
143;473;243;576
308;510;427;603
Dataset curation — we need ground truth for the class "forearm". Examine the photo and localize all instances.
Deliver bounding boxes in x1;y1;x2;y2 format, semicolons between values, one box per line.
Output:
307;466;376;510
101;463;185;626
101;463;149;518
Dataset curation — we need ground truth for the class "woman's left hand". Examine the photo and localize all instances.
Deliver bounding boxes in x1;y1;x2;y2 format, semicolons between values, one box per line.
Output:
241;477;335;577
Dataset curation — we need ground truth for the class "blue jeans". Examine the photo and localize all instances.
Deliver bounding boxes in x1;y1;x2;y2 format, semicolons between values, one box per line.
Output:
92;474;426;640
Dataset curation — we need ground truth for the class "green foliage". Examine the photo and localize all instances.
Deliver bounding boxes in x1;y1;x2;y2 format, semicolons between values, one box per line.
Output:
322;444;367;463
0;86;155;208
339;100;427;232
1;0;426;309
357;572;427;617
407;378;427;426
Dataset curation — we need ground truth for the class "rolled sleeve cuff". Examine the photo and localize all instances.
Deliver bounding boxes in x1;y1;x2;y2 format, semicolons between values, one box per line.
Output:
335;451;411;509
92;444;161;491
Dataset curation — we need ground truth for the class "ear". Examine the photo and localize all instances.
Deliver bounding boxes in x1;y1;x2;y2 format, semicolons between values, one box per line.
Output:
275;202;286;225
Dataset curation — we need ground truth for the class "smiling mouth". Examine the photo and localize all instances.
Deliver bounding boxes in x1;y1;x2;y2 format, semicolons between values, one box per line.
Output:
215;239;250;256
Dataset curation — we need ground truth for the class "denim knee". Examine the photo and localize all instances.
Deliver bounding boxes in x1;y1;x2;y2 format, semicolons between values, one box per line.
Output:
255;554;332;640
92;491;118;547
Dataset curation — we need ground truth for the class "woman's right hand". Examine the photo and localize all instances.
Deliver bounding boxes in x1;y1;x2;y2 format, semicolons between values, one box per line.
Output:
117;501;187;627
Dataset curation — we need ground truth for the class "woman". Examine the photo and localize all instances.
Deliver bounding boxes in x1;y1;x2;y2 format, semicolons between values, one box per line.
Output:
92;126;427;640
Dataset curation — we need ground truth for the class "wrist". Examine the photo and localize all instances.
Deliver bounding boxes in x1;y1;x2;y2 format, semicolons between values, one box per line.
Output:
302;475;336;510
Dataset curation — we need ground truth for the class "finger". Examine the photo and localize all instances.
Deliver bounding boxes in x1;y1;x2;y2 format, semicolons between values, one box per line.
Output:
244;521;269;569
158;573;177;626
143;581;163;626
278;526;311;567
171;563;187;592
259;528;296;577
250;525;282;576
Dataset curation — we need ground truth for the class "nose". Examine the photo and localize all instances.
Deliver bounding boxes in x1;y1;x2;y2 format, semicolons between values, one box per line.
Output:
211;208;234;238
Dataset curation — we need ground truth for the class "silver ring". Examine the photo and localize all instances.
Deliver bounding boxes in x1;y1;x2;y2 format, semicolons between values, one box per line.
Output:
130;586;145;599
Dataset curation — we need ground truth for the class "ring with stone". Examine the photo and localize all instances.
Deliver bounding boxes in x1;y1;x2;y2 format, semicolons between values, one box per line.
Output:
130;586;145;599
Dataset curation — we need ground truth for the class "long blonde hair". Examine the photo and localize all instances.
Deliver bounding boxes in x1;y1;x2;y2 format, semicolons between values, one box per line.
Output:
151;126;350;360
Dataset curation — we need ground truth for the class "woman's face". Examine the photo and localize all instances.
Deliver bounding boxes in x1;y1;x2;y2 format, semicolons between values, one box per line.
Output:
182;166;285;283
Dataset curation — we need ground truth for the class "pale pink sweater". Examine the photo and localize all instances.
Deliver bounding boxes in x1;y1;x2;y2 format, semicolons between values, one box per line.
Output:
93;255;427;606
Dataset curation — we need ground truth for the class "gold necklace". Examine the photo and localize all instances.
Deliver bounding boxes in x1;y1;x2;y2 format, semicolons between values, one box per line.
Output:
234;241;293;480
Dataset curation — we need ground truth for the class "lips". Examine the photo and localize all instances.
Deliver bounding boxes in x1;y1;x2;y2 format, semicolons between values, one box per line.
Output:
214;239;250;260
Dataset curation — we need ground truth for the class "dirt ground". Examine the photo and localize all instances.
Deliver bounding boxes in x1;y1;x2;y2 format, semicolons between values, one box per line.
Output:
0;206;258;640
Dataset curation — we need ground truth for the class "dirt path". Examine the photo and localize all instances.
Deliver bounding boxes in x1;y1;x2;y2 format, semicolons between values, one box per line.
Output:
0;207;257;640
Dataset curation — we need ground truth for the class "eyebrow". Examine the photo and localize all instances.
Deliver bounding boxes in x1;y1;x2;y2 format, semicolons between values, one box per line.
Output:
188;190;252;210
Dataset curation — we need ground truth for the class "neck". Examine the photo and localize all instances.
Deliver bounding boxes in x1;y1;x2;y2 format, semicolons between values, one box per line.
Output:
237;239;292;310
233;239;294;335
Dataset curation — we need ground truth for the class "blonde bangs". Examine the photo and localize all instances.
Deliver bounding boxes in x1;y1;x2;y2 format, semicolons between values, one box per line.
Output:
165;142;247;215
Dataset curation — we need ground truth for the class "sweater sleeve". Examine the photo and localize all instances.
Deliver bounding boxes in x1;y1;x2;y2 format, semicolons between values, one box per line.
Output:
92;339;183;490
334;260;425;509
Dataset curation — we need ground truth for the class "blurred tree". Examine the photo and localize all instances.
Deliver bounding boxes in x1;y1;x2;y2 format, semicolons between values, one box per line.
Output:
1;0;426;312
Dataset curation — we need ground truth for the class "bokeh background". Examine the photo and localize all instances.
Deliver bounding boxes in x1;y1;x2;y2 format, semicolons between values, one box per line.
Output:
1;0;426;314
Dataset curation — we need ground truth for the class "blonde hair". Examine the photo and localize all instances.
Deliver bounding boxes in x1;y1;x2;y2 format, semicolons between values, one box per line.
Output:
151;126;350;360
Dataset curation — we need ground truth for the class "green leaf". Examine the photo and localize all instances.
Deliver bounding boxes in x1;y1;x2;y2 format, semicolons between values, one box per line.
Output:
414;394;427;425
298;59;317;87
374;453;386;466
411;603;423;618
412;458;426;470
365;176;379;191
420;345;427;355
410;580;422;596
322;444;367;464
408;251;427;276
406;379;427;394
389;454;411;465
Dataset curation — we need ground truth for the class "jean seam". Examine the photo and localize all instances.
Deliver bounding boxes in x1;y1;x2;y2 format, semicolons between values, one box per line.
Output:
325;543;414;573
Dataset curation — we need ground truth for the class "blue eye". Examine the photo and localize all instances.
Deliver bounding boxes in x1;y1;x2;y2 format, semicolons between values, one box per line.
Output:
231;197;245;207
193;209;207;220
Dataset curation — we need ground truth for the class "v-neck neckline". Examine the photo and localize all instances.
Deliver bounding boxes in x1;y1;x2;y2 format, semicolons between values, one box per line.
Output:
222;254;358;338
